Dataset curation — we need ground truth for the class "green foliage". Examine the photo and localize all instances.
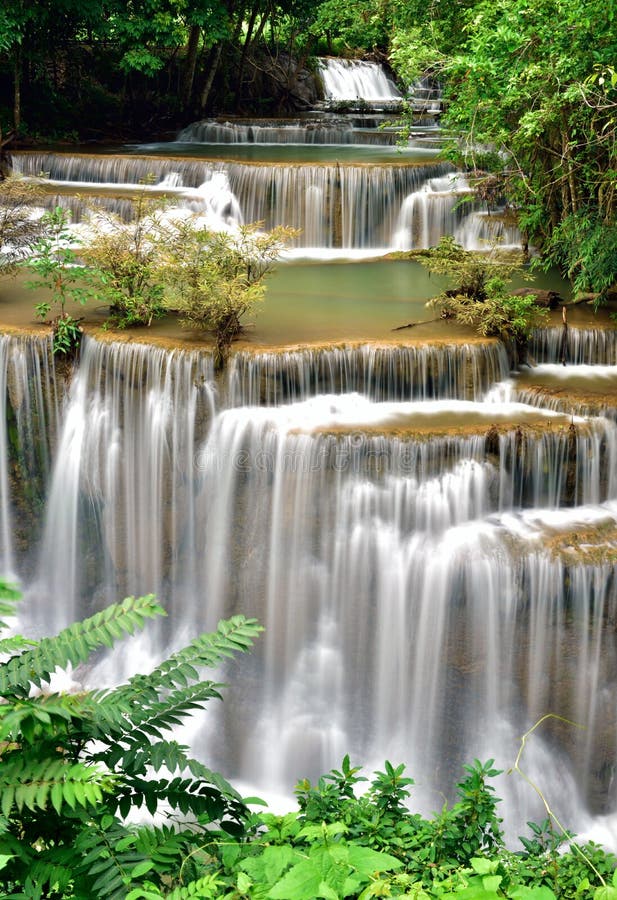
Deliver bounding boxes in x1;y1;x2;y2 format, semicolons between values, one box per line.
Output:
27;206;89;356
81;193;169;328
0;177;44;274
309;0;392;52
541;211;617;302
391;0;617;290
0;581;263;898
160;219;296;368
418;237;548;351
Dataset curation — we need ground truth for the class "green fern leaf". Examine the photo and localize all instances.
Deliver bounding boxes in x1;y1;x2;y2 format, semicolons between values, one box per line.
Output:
0;581;21;631
75;819;149;900
0;752;113;815
0;595;165;696
115;616;262;701
0;635;37;655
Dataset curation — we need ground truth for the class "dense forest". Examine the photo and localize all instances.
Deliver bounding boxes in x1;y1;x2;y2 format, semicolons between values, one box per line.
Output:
1;0;616;295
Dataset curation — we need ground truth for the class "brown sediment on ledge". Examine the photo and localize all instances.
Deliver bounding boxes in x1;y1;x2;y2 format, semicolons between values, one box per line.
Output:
0;322;52;338
11;149;435;170
515;383;617;415
290;416;581;440
81;324;215;354
230;335;501;354
542;518;617;564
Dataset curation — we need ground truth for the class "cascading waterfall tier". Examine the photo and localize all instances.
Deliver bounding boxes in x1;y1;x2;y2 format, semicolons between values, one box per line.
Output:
0;333;62;577
3;330;617;844
487;365;617;420
227;341;510;405
176;117;404;146
11;151;461;250
318;58;402;104
530;326;617;364
191;395;617;831
31;337;216;631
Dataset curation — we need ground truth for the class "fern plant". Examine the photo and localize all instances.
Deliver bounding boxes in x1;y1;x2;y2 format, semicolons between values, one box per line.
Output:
0;583;262;899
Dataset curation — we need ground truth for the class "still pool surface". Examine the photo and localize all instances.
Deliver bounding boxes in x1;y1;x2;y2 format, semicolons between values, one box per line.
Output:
0;258;595;350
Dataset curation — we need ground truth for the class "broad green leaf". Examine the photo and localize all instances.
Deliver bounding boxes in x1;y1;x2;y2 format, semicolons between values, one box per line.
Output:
346;844;403;876
132;859;155;878
594;887;617;900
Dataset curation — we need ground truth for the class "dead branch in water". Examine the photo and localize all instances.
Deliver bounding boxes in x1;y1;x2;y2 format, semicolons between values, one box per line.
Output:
392;316;441;331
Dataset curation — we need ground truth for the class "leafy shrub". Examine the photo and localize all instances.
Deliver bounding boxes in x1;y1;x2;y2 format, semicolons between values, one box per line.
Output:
419;237;548;357
0;582;262;898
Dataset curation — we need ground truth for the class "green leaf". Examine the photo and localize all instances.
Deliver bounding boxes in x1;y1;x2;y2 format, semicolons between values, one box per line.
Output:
470;858;496;876
346;844;403;876
131;859;155;878
236;871;252;893
594;887;617;900
268;860;325;900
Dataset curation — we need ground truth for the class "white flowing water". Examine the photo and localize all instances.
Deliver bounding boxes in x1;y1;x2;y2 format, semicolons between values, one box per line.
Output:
318;58;402;103
530;327;617;364
12;152;471;252
2;330;617;845
227;342;511;405
176;118;404;146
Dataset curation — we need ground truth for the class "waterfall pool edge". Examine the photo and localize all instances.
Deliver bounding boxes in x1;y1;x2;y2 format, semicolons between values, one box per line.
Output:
0;258;600;352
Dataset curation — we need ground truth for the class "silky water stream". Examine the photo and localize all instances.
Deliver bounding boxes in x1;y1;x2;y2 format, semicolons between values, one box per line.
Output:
3;61;617;846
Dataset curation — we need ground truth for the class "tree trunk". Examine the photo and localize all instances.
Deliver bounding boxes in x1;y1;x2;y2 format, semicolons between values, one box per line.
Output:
235;3;260;102
200;43;223;112
13;46;21;133
181;25;201;109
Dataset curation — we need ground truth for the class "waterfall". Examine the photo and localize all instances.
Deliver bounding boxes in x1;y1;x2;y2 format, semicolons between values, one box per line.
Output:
0;334;61;579
530;327;617;364
11;151;457;250
1;331;617;841
191;397;617;824
392;173;474;250
31;338;216;631
455;210;522;251
487;365;617;420
227;342;511;405
318;58;402;103
176;118;404;146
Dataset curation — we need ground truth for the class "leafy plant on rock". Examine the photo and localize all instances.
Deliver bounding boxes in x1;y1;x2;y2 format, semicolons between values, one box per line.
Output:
80;191;169;329
419;236;548;359
27;205;89;356
160;219;296;369
0;175;44;273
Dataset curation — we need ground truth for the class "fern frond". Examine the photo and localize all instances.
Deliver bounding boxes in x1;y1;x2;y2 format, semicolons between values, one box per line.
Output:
112;769;245;822
0;582;21;631
29;855;74;897
92;681;225;743
0;595;165;696
119;616;262;700
134;824;199;875
74;817;149;900
0;752;113;817
163;874;225;899
0;694;86;743
0;635;37;656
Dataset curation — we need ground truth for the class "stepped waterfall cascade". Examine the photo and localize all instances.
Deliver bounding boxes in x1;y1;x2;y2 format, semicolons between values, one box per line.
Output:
2;60;617;848
318;57;403;104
